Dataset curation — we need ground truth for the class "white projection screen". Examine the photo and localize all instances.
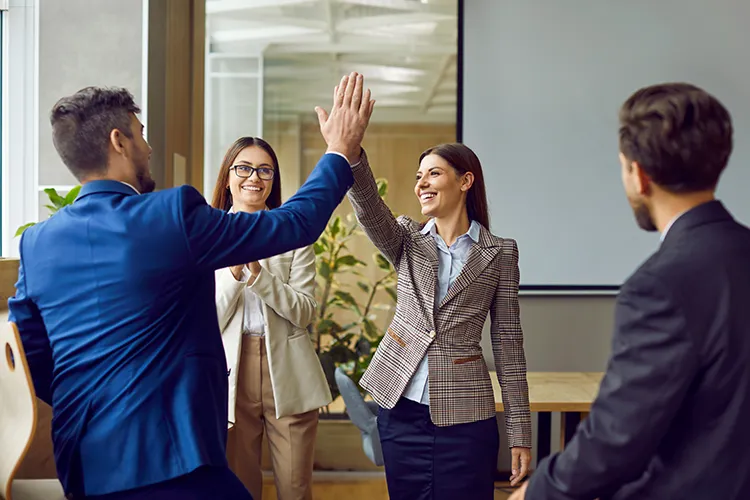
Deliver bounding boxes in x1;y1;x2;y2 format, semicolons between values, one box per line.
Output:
460;0;750;291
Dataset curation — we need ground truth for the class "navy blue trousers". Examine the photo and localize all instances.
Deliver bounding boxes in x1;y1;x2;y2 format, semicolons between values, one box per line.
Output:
378;397;500;500
83;466;252;500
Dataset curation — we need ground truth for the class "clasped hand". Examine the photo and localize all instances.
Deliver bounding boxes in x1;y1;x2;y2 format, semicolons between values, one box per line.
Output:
230;261;261;284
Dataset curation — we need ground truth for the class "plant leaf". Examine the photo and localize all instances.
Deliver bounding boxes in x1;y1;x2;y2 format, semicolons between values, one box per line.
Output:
316;318;342;335
362;318;380;340
357;281;371;294
64;185;82;204
336;255;364;268
374;252;391;271
333;291;360;314
44;188;66;209
313;241;326;255
376;178;388;198
15;222;36;237
385;286;397;303
319;260;332;280
329;216;341;238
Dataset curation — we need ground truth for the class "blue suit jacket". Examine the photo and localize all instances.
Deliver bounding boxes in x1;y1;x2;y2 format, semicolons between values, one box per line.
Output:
8;153;353;497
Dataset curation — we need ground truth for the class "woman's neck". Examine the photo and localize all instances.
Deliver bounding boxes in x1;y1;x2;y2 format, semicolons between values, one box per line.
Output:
433;208;470;247
232;202;265;214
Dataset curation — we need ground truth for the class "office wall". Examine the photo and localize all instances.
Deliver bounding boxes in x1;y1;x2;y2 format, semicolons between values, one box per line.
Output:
37;0;143;196
463;0;750;287
37;0;205;196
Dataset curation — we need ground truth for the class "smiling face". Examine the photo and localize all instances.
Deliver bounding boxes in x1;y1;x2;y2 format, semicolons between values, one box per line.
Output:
227;145;275;212
414;153;473;219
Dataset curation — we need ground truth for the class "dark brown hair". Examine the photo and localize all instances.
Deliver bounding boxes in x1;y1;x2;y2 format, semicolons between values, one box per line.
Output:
419;143;490;229
210;137;282;211
50;86;140;180
618;82;733;193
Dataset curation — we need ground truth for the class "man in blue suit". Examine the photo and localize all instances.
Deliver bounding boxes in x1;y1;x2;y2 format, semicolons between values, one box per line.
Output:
8;72;375;499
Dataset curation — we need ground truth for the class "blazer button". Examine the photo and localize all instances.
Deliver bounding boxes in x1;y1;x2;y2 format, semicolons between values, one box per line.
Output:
429;330;436;338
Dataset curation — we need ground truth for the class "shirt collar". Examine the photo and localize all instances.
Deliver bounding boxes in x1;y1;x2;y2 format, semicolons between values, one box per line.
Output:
228;205;268;214
420;218;480;243
118;181;140;195
660;210;687;241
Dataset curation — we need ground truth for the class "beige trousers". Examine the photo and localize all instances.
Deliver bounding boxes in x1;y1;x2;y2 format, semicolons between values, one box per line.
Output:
227;335;319;500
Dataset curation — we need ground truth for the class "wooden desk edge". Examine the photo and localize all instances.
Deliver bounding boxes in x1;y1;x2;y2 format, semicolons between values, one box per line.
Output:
495;402;593;413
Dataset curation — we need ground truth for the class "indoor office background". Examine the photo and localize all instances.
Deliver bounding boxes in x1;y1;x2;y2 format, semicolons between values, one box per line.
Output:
5;0;746;495
0;0;614;482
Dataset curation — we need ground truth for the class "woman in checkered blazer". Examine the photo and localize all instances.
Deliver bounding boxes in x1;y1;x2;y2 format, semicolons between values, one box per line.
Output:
347;143;532;500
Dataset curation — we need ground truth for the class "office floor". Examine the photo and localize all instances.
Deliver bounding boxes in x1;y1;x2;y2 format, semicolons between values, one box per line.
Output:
261;478;515;499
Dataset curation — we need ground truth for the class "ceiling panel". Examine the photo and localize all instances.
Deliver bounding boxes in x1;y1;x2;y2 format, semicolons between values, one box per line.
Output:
207;0;458;123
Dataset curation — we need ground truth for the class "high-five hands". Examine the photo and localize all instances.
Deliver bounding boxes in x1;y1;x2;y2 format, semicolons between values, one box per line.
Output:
315;72;375;165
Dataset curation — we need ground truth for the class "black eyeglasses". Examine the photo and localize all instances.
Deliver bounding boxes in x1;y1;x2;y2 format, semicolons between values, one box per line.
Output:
230;165;275;180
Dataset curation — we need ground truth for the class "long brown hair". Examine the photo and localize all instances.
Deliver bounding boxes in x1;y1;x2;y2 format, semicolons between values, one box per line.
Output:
419;143;490;229
210;137;282;211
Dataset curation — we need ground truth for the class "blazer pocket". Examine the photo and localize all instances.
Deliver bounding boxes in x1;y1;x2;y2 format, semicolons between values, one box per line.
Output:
453;355;483;365
387;328;406;347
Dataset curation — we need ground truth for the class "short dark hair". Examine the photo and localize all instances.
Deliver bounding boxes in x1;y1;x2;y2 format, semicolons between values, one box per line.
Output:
618;82;733;193
420;143;490;229
50;86;141;180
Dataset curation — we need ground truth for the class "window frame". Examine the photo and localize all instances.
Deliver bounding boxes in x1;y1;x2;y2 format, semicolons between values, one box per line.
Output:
2;0;39;257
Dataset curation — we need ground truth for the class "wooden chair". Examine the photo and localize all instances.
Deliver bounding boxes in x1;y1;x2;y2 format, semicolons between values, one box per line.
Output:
0;322;65;500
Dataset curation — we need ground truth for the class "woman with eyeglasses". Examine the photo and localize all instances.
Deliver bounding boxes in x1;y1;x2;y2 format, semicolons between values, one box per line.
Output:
210;137;332;500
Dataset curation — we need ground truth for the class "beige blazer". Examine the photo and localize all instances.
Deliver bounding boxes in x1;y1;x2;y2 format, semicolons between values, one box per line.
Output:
215;245;332;421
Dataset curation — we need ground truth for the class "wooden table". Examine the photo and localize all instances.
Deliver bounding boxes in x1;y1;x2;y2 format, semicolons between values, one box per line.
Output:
491;372;604;461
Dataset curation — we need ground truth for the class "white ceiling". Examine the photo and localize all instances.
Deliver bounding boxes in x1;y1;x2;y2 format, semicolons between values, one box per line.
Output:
206;0;458;123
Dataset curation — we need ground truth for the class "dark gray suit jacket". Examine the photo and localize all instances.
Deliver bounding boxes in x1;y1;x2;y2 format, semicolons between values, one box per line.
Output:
527;200;750;500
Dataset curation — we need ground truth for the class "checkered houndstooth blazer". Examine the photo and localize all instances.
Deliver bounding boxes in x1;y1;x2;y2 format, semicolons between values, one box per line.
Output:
348;151;532;448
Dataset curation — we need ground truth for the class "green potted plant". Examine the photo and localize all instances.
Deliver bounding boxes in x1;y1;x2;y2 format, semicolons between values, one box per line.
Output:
313;178;397;408
15;186;82;237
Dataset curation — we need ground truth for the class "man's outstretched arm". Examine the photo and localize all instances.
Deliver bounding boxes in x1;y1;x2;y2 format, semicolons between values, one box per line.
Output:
183;72;375;270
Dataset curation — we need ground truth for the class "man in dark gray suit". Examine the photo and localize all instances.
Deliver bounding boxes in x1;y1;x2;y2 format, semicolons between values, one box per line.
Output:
511;83;750;499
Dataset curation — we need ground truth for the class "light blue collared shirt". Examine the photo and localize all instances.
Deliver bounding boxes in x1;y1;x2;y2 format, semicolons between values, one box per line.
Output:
401;218;481;405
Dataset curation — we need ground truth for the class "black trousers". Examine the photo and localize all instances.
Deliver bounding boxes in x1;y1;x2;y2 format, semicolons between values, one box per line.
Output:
378;397;500;500
83;466;253;500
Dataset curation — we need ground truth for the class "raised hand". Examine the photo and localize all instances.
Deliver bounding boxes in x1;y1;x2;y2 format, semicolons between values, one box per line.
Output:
314;72;375;165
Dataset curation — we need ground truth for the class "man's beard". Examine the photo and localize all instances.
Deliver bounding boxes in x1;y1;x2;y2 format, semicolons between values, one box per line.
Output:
136;163;156;194
632;199;657;232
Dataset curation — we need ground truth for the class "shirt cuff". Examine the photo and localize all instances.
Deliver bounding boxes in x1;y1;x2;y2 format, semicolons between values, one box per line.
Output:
326;151;362;168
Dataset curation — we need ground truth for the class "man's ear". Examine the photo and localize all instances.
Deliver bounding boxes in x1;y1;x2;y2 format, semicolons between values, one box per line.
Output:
110;129;126;155
632;161;651;196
